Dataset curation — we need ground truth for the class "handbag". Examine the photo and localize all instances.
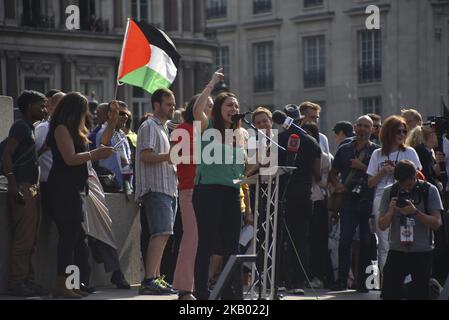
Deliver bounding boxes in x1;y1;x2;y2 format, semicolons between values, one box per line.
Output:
93;164;122;193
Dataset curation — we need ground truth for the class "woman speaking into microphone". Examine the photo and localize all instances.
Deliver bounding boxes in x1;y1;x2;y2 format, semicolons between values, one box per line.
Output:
192;69;253;300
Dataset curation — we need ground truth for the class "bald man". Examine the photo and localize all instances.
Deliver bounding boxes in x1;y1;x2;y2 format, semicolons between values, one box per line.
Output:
88;103;109;150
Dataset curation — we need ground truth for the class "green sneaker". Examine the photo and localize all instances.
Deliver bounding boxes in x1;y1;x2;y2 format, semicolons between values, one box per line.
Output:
138;278;176;295
156;276;177;293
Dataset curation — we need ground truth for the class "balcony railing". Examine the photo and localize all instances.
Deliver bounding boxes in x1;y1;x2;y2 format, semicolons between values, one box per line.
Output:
304;69;325;88
254;75;274;92
254;0;272;14
358;63;382;83
21;14;55;29
206;5;227;19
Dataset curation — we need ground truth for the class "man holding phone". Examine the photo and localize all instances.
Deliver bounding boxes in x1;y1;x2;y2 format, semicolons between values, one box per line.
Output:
96;100;133;191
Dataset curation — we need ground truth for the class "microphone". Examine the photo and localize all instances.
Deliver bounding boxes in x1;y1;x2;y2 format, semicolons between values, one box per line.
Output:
231;111;252;124
272;110;309;137
287;134;300;166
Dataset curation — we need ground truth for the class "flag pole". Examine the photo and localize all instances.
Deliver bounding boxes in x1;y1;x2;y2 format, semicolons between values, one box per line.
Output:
115;18;131;100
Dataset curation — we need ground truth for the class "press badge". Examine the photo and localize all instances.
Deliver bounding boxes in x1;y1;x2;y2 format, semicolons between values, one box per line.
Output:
400;218;415;245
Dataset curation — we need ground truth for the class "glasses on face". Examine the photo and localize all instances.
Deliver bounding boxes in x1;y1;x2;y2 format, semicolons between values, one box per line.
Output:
119;111;128;117
397;129;408;135
373;125;382;129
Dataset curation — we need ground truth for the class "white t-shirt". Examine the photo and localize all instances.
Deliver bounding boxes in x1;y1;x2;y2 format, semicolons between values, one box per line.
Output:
366;147;422;197
35;120;52;182
319;133;330;155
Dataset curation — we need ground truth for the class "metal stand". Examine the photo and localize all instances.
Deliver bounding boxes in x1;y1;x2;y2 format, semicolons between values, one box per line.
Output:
242;167;295;300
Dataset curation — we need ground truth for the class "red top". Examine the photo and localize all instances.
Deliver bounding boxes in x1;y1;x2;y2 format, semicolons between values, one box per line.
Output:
174;123;196;190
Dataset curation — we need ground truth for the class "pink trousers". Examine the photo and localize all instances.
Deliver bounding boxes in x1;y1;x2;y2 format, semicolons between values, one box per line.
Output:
172;189;198;292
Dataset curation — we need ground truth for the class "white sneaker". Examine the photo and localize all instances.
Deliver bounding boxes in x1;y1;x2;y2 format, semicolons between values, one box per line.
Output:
309;277;324;289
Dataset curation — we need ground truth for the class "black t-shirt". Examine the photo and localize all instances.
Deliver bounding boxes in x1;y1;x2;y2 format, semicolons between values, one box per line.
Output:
278;127;322;187
8;119;39;184
332;140;379;189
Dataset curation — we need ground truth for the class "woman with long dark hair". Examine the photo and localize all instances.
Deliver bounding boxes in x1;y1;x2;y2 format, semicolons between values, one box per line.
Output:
192;69;251;300
46;92;114;299
367;115;422;273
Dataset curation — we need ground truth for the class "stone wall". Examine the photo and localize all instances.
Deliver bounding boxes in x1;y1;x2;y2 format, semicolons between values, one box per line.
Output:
0;96;13;140
0;192;143;294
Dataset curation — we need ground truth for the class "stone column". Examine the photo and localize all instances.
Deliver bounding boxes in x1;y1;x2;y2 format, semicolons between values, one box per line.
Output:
0;96;14;140
193;0;204;34
114;0;124;30
61;55;75;92
5;51;20;101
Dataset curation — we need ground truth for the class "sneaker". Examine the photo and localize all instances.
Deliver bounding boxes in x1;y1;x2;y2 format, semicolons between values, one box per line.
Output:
287;288;305;295
331;280;348;291
80;283;97;294
138;278;177;295
156;276;177;293
25;279;49;296
8;281;37;297
111;270;131;290
309;277;324;289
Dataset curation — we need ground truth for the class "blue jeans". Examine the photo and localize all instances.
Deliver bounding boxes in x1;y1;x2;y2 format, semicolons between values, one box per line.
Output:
142;192;177;237
338;194;372;287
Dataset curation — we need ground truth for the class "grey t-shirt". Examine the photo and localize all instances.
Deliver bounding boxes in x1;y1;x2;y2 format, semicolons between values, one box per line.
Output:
379;183;443;252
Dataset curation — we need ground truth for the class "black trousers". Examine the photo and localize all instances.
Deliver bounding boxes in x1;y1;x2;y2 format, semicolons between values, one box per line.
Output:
309;199;329;281
54;219;90;282
284;184;313;289
193;184;242;300
382;250;432;300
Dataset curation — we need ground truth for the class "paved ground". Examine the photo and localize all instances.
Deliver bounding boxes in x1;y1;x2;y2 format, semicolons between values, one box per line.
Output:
0;286;381;300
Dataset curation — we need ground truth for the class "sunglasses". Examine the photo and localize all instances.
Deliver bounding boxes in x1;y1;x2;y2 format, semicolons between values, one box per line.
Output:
397;129;408;135
119;111;128;117
373;125;382;129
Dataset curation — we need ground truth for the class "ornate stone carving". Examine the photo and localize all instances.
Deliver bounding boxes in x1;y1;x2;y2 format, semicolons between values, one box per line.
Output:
20;61;55;75
75;64;108;77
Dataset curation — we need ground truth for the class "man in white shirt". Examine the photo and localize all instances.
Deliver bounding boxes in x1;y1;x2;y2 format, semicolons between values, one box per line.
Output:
35;90;65;184
299;101;330;155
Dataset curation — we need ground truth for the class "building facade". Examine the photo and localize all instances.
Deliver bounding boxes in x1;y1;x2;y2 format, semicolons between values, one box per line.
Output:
206;0;449;150
0;0;216;127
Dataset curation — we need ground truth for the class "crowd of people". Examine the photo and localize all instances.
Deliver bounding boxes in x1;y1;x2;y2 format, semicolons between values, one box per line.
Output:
1;69;449;300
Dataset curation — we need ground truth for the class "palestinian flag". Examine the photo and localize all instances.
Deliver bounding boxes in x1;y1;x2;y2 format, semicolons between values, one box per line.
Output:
117;19;181;94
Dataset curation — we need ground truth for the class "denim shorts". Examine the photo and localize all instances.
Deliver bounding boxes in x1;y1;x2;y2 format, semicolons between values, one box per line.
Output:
143;192;177;236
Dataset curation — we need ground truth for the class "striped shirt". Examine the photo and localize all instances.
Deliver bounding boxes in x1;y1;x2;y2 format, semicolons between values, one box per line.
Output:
135;117;177;200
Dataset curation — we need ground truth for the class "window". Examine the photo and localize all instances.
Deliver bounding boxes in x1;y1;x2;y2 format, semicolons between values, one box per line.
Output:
24;77;49;94
132;0;149;23
80;80;104;103
132;87;151;130
5;0;16;19
254;42;274;93
214;46;230;87
303;35;325;88
253;0;272;14
358;30;382;83
360;96;382;115
304;0;323;8
206;0;227;19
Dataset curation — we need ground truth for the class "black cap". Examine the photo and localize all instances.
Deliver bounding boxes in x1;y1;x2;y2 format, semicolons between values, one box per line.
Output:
333;121;355;137
283;104;300;120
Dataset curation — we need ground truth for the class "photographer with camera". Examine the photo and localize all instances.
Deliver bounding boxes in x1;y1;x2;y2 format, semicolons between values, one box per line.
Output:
329;116;379;291
367;116;422;274
378;160;443;300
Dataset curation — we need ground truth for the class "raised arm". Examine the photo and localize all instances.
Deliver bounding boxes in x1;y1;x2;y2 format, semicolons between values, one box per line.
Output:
55;125;114;166
100;101;119;146
194;68;224;132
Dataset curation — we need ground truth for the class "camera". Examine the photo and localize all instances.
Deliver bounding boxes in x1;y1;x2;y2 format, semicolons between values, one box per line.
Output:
396;191;412;208
349;177;365;195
